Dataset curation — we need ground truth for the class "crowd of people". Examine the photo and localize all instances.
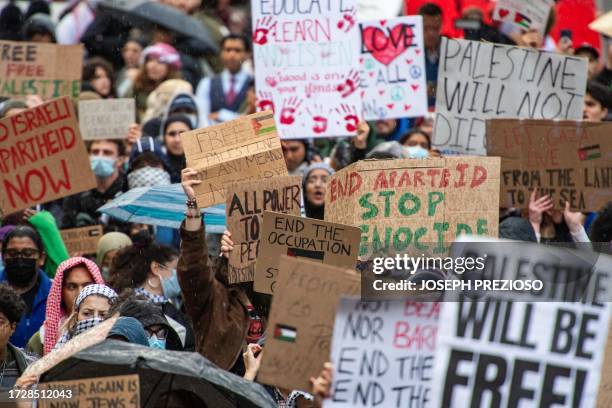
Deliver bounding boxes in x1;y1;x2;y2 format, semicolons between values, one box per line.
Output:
0;0;611;406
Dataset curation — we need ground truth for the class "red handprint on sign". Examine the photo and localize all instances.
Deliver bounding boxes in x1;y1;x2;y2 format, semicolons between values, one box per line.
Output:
257;91;275;112
307;105;333;134
337;7;357;33
336;104;359;133
336;69;359;98
253;16;275;45
280;97;303;125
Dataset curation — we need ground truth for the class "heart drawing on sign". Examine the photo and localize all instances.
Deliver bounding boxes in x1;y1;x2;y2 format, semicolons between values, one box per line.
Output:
498;8;510;18
362;23;415;66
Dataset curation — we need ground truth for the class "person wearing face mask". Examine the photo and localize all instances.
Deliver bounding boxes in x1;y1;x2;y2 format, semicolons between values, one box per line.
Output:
108;243;194;350
61;140;127;232
303;163;335;220
0;227;51;348
95;233;132;281
161;115;192;183
399;129;439;158
26;257;105;357
53;284;117;350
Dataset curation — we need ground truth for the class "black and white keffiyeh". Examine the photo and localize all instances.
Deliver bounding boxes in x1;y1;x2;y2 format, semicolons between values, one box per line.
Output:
53;317;104;351
74;284;118;310
134;287;168;305
127;167;171;190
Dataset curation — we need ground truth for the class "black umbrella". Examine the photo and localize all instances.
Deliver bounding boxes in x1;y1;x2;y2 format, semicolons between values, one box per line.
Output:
99;0;219;54
40;340;275;408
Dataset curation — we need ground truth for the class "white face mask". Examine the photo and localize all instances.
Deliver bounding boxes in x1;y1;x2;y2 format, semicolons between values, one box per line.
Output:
406;146;429;159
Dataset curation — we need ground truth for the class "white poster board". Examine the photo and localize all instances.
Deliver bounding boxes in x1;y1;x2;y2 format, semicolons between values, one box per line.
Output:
494;0;555;35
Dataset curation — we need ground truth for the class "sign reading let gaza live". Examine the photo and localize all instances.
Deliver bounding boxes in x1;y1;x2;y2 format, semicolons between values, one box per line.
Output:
0;97;96;215
324;157;500;257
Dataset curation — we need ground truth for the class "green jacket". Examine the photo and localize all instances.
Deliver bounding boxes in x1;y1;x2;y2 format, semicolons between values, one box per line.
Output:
28;211;69;278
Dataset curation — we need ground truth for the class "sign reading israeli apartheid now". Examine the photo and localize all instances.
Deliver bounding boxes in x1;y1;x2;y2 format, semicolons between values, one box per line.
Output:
225;176;302;284
0;40;83;98
180;111;288;208
252;0;362;138
359;16;428;120
38;375;140;408
257;256;360;392
493;0;554;35
325;299;439;407
433;38;587;156
78;98;135;140
487;119;612;211
254;211;361;295
0;97;96;215
324;157;500;258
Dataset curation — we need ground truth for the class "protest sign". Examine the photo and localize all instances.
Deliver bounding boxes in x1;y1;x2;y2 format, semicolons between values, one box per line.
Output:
325;298;439;407
433;38;587;156
60;225;103;255
493;0;554;35
254;211;361;294
38;375;139;408
359;16;428;120
0;40;83;99
257;256;360;392
324;157;500;258
78;99;135;140
251;0;362;138
487;119;612;211
180;111;288;208
0;97;96;215
597;324;612;407
225;176;302;284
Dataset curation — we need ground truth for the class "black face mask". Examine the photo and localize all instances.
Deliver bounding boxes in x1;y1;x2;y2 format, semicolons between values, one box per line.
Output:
4;258;38;288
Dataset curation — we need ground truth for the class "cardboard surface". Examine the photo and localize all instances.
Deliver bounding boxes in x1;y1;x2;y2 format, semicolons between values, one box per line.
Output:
254;211;361;294
38;375;139;408
257;256;360;392
60;225;103;255
487;119;612;211
78;99;135;140
0;40;83;98
493;0;554;35
597;321;612;407
225;176;302;284
180;111;288;208
0;97;96;215
324;157;500;258
433;38;587;155
359;16;428;120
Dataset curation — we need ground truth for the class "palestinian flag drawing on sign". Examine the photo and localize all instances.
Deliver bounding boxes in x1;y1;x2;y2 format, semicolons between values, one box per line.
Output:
274;324;297;343
578;145;601;160
514;12;532;29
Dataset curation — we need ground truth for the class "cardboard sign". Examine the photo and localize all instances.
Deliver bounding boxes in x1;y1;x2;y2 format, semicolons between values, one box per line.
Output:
257;256;360;392
38;375;139;407
359;16;428;120
180;111;288;208
0;97;97;215
493;0;554;35
60;225;103;255
487;119;612;212
252;0;362;138
254;211;361;294
0;40;83;99
225;176;302;284
597;322;612;407
78;99;135;140
325;298;439;407
433;38;587;156
324;157;500;259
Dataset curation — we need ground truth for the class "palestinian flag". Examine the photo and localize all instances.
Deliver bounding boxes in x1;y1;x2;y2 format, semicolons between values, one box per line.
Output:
578;145;601;160
251;113;276;135
514;12;532;29
274;324;297;343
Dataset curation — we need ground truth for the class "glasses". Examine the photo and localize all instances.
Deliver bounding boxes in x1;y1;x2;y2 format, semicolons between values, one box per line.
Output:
3;248;39;259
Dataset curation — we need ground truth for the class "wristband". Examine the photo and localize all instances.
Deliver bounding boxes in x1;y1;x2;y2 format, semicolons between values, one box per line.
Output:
186;198;198;209
184;211;201;219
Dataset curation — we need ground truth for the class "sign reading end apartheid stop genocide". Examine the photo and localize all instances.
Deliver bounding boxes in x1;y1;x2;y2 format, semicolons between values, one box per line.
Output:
325;299;439;408
0;97;96;215
433;37;587;156
324;157;500;258
0;40;83;98
254;211;361;295
258;256;361;392
360;16;428;120
180;111;288;208
78;99;135;140
225;176;302;284
38;375;140;408
487;119;612;212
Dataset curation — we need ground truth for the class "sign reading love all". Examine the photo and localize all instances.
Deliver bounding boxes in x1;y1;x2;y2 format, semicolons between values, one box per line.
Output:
359;16;428;121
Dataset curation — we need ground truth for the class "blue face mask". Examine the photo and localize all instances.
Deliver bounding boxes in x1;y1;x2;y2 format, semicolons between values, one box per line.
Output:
148;335;166;349
101;266;110;281
90;156;116;178
406;146;429;159
161;269;182;308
